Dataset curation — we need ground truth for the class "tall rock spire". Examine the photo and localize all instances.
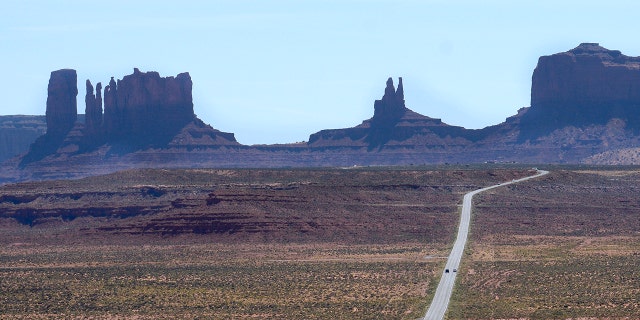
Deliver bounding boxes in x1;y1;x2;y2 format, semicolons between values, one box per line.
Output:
45;69;77;136
95;82;103;127
372;77;407;125
397;77;404;102
103;77;119;135
383;77;396;101
85;80;104;136
21;69;78;165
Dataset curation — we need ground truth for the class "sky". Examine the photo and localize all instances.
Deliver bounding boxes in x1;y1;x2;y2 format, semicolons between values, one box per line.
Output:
2;1;640;145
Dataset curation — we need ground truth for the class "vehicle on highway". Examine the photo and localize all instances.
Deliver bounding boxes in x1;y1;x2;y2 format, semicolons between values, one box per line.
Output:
445;269;449;273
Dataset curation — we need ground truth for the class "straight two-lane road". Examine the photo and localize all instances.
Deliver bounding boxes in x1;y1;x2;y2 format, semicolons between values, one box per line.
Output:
423;169;549;320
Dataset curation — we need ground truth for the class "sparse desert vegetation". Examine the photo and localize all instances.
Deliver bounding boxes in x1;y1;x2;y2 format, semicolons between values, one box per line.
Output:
0;167;533;319
449;168;640;319
0;243;434;319
4;166;638;319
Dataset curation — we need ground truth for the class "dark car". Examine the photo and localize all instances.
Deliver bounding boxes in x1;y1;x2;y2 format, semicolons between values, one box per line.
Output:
445;269;450;273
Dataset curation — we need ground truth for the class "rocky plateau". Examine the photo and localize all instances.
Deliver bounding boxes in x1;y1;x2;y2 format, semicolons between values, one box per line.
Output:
2;43;640;183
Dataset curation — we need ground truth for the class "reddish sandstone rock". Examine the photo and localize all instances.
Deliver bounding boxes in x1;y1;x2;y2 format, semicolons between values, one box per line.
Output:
45;69;77;136
308;77;467;149
532;43;640;106
103;77;118;135
21;70;78;165
103;68;195;147
521;43;640;139
84;80;103;136
371;77;407;126
18;68;237;170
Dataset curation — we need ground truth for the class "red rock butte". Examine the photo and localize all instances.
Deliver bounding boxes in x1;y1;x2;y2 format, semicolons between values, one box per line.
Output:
8;43;640;182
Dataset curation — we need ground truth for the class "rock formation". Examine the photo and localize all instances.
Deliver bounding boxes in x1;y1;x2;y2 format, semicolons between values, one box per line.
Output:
84;80;102;136
308;77;472;149
103;77;118;135
10;43;640;181
45;69;77;136
17;68;237;169
520;43;640;139
371;77;408;126
102;68;195;147
20;70;78;165
95;69;238;150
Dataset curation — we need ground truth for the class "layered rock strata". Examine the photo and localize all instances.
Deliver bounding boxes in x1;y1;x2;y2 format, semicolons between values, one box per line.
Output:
9;43;640;181
19;68;237;167
308;77;477;150
103;68;195;146
521;43;640;139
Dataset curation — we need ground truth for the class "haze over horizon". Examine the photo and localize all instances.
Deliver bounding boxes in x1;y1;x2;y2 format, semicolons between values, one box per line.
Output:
2;0;640;145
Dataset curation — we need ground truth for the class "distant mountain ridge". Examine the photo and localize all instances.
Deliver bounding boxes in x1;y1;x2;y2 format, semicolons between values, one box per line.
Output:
0;115;46;163
3;43;640;182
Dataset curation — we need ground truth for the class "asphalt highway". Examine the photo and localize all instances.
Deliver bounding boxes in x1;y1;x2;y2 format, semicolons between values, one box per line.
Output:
423;169;549;320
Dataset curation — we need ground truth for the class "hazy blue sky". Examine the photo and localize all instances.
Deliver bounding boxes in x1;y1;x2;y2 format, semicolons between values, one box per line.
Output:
2;1;640;144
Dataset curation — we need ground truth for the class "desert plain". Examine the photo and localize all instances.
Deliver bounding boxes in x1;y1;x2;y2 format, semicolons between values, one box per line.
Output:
0;166;638;319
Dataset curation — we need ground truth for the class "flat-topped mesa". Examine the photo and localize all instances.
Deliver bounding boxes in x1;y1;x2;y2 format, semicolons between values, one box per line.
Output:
102;68;195;145
372;77;407;126
520;43;640;139
532;43;640;107
46;69;77;136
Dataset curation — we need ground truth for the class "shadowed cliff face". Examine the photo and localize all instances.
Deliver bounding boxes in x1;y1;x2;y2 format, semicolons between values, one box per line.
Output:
10;43;640;180
18;68;237;167
20;70;78;165
521;43;640;140
307;77;472;150
364;77;409;148
103;68;196;149
371;77;408;126
84;80;102;137
46;69;78;136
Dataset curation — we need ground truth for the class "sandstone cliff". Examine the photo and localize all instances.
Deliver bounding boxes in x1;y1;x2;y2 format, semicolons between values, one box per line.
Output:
8;43;640;182
84;80;102;137
308;77;478;150
20;70;78;165
309;44;640;163
521;43;640;139
18;68;238;168
46;69;78;136
103;68;196;147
